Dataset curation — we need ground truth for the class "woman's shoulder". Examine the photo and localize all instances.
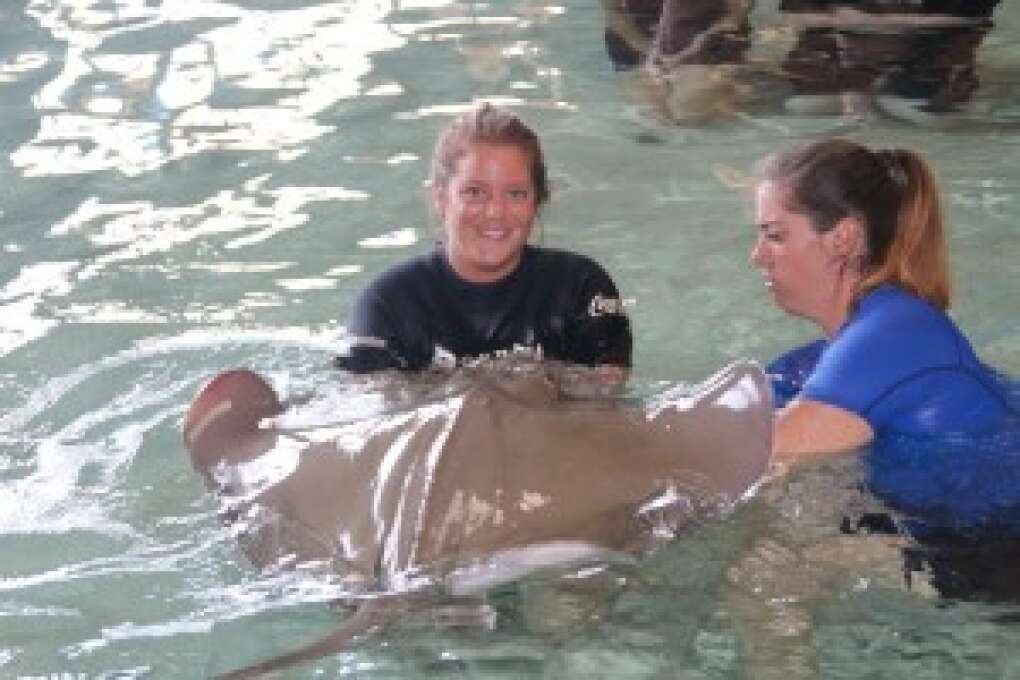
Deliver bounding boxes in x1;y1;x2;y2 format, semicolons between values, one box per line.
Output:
526;245;615;278
829;285;973;373
851;285;958;340
361;249;444;296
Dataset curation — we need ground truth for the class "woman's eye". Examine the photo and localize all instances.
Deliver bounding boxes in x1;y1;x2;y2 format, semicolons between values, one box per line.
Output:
508;188;531;201
461;185;486;199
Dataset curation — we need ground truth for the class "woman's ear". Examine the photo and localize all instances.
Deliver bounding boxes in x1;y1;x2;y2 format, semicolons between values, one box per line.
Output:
830;216;865;262
432;186;447;221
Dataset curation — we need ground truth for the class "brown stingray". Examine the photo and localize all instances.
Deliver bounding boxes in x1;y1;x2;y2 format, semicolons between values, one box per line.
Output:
183;360;773;677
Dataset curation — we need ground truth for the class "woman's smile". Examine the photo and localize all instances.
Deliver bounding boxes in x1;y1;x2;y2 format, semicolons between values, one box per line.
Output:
436;143;538;284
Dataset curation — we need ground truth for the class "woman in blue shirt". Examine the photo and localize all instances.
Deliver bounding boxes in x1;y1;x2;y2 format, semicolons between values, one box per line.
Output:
750;139;1015;465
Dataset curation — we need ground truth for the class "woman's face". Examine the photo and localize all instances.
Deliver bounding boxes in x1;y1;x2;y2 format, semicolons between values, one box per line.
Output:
750;180;846;329
435;143;537;284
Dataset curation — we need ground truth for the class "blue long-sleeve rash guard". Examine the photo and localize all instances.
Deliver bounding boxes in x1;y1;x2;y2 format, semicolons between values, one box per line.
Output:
767;285;1015;436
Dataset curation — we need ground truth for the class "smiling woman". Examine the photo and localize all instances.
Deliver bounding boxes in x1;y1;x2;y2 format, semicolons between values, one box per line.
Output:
334;103;633;373
437;143;537;283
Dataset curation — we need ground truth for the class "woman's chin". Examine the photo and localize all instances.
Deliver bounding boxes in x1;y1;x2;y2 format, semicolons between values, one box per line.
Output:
772;295;801;317
457;258;519;283
468;251;522;279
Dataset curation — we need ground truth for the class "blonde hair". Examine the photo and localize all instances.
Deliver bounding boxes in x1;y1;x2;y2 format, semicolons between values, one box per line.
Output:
759;139;951;309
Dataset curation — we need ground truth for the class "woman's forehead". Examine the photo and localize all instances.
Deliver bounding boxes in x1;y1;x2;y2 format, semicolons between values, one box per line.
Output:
451;144;533;178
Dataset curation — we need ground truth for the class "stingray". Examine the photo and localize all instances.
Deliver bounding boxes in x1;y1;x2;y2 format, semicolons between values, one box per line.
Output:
182;360;773;677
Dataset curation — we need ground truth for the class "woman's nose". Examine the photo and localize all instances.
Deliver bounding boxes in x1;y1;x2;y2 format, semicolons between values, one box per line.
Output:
750;235;765;265
485;194;505;218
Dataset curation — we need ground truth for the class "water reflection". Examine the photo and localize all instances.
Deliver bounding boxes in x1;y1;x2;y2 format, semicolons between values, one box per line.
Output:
11;0;571;179
781;1;1000;118
0;262;76;354
3;0;581;355
0;328;342;536
0;52;49;83
1;0;1018;676
16;1;404;176
0;184;369;349
604;0;1014;126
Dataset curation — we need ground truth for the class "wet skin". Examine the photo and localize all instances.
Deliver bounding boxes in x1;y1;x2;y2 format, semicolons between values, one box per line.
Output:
182;362;773;677
434;143;538;284
750;180;857;337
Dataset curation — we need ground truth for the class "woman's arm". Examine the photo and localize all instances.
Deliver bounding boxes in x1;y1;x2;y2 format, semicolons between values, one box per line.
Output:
772;398;873;468
334;278;416;373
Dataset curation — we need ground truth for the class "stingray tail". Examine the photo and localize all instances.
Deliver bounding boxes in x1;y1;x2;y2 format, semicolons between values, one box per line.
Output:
214;601;388;679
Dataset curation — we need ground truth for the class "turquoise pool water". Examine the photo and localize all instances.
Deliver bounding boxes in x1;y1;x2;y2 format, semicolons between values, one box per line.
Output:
2;1;1020;677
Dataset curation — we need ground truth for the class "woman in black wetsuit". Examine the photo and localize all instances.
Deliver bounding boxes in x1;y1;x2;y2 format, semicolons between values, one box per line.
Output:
334;104;632;374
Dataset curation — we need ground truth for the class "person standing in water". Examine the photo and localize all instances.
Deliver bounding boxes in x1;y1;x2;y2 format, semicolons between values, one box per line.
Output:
750;138;1015;464
334;103;632;374
729;140;1019;679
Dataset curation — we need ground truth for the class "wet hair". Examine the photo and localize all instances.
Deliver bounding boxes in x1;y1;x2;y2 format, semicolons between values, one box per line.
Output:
759;138;951;309
430;103;550;206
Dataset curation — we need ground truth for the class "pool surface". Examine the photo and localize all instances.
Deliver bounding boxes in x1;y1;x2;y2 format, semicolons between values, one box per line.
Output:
2;1;1020;677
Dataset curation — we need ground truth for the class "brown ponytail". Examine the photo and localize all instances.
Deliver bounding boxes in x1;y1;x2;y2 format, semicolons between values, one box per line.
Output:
857;149;951;309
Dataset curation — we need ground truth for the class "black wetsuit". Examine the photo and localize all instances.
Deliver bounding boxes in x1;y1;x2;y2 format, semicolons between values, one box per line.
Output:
842;512;1020;604
334;245;632;373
